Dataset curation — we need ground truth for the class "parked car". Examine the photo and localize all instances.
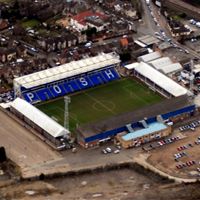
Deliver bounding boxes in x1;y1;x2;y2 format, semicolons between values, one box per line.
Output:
106;147;112;153
114;149;120;154
102;149;107;154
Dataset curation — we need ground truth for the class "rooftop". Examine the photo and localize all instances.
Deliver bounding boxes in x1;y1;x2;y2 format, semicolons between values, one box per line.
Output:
14;52;120;89
122;122;167;141
137;35;160;46
149;57;173;69
138;51;162;62
125;62;188;97
11;98;69;138
72;10;107;25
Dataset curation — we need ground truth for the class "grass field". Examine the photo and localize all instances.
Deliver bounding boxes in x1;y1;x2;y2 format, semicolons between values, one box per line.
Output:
37;78;163;131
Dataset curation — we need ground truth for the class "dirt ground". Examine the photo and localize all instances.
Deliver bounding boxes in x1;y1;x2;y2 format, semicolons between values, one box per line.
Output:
0;110;62;176
148;126;200;179
0;168;200;200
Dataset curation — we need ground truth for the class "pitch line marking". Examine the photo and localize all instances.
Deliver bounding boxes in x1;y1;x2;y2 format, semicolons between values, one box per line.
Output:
57;107;79;121
83;92;116;115
123;86;148;105
92;100;116;112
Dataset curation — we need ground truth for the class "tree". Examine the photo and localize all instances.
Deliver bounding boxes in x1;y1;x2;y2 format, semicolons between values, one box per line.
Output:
120;52;131;63
131;0;143;19
0;147;7;162
85;27;97;38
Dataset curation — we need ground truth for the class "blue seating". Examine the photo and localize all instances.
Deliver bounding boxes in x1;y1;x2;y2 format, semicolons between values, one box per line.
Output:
36;88;54;101
63;82;74;93
67;80;81;92
101;68;120;82
23;91;40;103
76;76;93;89
89;73;104;86
22;68;120;104
49;84;67;98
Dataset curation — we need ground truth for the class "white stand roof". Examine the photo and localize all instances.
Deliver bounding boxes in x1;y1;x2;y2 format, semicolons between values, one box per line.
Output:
14;53;120;89
11;98;69;138
126;62;188;97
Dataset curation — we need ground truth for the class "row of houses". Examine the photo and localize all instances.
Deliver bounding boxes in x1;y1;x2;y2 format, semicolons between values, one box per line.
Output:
70;10;136;34
0;46;27;63
37;32;87;52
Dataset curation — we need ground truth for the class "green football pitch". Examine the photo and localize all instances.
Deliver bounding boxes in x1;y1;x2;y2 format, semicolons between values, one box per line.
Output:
37;78;164;131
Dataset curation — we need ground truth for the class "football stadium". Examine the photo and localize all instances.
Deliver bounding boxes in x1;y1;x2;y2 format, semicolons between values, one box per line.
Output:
11;52;195;149
37;78;163;132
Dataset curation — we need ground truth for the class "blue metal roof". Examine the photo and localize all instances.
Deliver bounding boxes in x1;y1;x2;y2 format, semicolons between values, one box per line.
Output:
122;122;167;141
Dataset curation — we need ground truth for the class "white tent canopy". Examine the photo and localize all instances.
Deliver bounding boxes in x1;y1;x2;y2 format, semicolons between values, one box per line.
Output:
11;98;69;138
14;53;120;89
131;62;188;97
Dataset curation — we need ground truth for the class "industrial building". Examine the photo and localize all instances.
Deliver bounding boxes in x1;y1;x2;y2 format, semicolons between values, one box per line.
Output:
135;35;160;48
10;98;70;149
138;51;161;63
157;63;183;75
148;57;173;70
137;52;183;75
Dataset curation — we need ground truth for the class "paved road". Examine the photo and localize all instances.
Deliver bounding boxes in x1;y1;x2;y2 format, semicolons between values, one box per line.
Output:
149;1;200;59
138;0;159;35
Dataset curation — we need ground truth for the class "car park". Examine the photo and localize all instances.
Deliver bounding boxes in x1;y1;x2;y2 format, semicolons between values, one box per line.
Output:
157;136;180;147
179;120;200;132
190;127;195;131
182;163;187;168
174;151;187;159
176;164;183;169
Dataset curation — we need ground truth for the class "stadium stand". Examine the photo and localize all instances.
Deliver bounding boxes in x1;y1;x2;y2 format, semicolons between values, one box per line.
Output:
10;98;70;149
14;53;121;104
77;104;196;148
22;68;120;103
124;62;188;98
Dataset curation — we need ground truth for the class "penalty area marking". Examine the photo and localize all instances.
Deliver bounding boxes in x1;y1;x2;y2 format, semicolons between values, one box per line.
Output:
92;100;116;112
84;92;116;115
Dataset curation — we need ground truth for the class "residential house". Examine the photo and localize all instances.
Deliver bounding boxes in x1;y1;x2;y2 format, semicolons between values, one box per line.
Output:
16;45;27;58
70;10;108;31
6;48;17;62
168;19;191;37
0;19;9;31
0;49;7;63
